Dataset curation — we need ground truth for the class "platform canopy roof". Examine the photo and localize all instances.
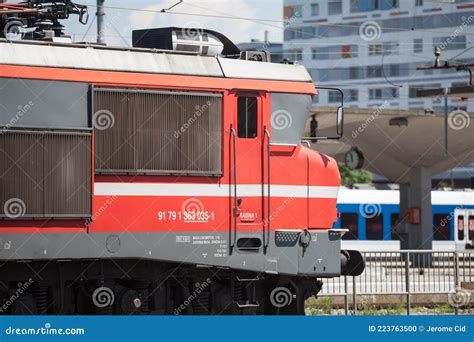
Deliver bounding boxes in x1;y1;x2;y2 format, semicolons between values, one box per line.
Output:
308;106;474;183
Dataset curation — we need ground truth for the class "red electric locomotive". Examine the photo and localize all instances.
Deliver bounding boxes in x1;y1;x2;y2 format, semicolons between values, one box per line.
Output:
0;1;364;315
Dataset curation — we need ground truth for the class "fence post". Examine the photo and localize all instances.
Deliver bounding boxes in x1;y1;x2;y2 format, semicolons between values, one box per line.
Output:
454;251;459;316
405;251;411;315
344;276;349;315
352;276;357;315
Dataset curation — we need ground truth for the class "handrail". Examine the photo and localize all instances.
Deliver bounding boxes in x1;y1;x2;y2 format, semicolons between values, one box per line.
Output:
230;126;238;253
264;127;271;252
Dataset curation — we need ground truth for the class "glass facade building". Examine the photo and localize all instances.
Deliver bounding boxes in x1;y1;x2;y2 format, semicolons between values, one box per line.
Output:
283;0;474;112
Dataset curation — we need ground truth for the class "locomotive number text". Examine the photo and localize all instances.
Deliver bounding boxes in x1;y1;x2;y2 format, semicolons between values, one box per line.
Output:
157;211;215;223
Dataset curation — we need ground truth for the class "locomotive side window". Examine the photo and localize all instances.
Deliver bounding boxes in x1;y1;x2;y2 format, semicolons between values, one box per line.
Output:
237;96;257;138
94;88;222;176
0;78;89;129
0;78;92;220
270;93;312;145
340;213;358;240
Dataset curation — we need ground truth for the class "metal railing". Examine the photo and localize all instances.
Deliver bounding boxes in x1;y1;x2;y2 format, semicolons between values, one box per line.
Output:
318;250;474;315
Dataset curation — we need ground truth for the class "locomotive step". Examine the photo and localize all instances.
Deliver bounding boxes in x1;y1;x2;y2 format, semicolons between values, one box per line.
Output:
235;275;264;282
234;301;260;309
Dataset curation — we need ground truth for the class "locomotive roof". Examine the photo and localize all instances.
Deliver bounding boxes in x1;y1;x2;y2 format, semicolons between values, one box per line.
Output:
0;39;312;83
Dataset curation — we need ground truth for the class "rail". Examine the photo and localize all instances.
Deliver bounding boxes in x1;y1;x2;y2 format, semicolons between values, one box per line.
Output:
317;250;474;315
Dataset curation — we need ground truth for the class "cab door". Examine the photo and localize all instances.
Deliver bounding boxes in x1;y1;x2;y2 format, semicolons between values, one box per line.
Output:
229;91;266;252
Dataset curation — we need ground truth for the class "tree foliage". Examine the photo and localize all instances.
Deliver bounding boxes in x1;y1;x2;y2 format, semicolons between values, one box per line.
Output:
338;162;373;186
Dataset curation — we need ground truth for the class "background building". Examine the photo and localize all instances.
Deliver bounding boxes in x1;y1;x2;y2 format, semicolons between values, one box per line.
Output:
283;0;474;112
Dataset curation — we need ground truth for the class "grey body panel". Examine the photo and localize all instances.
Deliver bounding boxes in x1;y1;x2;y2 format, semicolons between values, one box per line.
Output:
0;78;89;129
217;57;312;82
0;40;312;83
0;41;222;77
0;231;341;277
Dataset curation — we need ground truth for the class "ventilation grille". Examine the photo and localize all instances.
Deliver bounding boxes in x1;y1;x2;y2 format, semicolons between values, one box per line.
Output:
94;88;222;176
275;230;300;247
0;130;92;219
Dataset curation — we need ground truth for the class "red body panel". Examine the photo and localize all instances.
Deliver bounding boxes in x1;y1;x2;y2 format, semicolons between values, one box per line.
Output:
0;64;340;235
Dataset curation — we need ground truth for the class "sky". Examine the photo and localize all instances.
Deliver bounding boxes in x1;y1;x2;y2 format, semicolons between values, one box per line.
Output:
64;0;284;46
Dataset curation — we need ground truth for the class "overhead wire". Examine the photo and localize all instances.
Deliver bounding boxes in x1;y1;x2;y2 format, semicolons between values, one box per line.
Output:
85;3;474;37
78;2;472;104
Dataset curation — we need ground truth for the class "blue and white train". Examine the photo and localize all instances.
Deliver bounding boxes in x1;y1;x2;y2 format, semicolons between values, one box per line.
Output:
333;188;474;251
